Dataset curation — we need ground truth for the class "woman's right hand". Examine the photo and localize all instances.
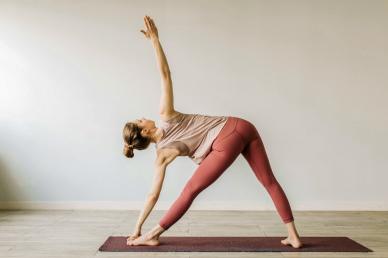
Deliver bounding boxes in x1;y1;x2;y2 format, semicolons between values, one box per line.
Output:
127;228;142;240
140;15;159;40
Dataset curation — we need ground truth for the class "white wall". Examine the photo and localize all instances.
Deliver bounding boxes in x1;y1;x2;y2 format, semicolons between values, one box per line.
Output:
1;0;387;211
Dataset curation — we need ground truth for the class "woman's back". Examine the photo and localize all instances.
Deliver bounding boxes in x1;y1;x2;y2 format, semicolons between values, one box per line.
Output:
155;111;228;164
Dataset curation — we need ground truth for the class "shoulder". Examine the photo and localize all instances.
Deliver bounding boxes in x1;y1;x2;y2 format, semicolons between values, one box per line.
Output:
159;110;183;123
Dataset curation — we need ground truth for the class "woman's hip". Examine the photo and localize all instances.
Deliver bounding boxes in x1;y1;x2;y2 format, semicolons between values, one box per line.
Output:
211;116;259;152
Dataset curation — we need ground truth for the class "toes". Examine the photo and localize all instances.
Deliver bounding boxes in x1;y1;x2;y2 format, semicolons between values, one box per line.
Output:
281;239;288;244
280;238;292;246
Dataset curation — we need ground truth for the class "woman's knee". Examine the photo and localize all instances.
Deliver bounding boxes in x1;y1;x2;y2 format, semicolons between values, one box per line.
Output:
260;175;279;189
181;181;202;199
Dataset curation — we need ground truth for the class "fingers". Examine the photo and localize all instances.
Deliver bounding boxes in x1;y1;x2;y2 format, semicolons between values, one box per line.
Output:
143;17;150;33
126;235;140;245
126;236;134;245
144;15;156;30
148;17;156;30
144;15;152;30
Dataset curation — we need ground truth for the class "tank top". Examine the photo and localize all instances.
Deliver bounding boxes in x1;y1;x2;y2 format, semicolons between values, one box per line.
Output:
155;111;229;164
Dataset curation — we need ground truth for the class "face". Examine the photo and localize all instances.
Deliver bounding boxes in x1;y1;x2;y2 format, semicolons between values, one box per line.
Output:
132;117;156;137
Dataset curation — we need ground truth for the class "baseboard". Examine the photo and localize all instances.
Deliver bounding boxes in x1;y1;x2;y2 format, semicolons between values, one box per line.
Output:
0;200;387;210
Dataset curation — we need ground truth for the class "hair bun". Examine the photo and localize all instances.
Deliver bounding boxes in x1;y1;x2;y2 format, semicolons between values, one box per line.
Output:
123;145;134;158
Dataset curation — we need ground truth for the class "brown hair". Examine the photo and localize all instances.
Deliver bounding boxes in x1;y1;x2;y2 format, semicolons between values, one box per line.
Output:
122;122;152;158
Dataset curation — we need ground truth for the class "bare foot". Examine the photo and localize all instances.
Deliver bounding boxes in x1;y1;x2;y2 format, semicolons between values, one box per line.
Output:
281;236;303;248
127;233;160;246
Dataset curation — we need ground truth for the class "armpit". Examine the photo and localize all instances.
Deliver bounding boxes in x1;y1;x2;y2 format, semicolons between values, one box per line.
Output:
161;111;183;123
160;141;189;156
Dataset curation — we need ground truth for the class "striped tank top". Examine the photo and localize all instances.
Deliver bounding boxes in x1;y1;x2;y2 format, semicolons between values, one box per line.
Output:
155;111;229;164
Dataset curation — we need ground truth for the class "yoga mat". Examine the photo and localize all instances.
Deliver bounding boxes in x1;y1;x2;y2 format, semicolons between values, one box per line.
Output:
98;236;373;252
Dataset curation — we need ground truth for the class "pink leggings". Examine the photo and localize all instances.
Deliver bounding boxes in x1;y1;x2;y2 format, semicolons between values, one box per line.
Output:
158;116;294;230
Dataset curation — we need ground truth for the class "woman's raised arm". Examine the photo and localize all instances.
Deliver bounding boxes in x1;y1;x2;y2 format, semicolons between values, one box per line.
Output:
141;15;175;117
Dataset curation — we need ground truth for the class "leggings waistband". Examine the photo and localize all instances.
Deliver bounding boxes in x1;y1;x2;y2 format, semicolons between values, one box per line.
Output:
216;117;239;141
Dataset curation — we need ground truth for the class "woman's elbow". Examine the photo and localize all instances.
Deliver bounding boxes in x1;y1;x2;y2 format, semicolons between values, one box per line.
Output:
162;68;171;78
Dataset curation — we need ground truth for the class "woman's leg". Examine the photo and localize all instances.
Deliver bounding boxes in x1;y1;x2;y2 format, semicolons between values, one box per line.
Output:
236;118;302;248
241;137;294;223
159;130;245;230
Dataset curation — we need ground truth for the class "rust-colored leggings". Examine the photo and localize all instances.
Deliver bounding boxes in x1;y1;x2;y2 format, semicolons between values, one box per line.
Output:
158;116;294;230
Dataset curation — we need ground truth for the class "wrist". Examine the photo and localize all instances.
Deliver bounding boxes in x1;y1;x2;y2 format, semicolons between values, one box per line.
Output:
151;36;159;44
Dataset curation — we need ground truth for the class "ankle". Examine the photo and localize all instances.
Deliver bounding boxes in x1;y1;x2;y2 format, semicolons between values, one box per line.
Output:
148;225;164;239
288;233;300;239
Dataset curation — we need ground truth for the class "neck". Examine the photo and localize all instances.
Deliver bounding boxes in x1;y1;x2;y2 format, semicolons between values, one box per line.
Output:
151;127;164;144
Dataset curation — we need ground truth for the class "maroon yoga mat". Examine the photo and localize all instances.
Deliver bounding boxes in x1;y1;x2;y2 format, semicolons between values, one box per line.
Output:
98;236;373;252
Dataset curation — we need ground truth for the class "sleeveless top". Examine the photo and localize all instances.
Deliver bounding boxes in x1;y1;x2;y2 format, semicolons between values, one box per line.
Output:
155;111;229;164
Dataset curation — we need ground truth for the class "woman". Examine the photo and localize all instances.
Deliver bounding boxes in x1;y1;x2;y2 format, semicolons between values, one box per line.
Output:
123;15;303;248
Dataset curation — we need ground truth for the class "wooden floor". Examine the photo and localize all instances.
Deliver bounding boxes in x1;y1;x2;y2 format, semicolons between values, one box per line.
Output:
0;210;387;257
